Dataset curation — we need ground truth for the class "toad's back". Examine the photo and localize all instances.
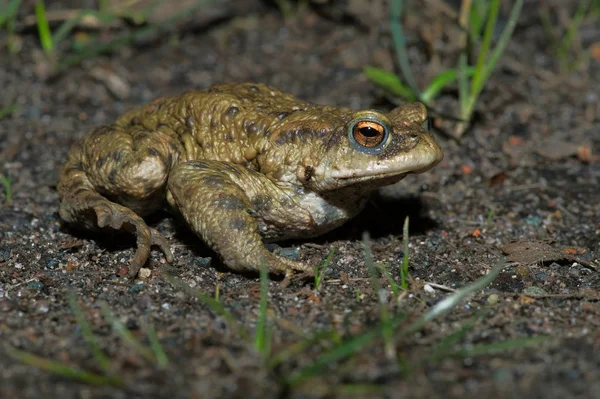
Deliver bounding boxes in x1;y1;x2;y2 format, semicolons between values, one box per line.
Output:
113;83;344;165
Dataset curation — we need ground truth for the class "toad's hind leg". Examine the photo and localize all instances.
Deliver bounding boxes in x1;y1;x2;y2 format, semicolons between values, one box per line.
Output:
57;124;181;276
167;160;314;277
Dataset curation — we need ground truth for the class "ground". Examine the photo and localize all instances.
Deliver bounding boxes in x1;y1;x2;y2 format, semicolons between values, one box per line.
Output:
1;1;599;398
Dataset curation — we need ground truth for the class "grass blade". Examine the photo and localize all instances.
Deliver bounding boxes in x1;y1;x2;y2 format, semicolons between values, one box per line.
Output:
254;262;270;356
99;302;156;364
479;0;524;91
428;313;480;360
163;274;249;341
400;216;409;289
1;174;13;205
268;330;340;369
288;260;505;385
314;246;336;290
58;0;215;70
389;0;421;98
414;260;505;330
0;104;18;119
469;0;499;100
374;263;399;298
363;66;416;101
143;316;169;369
459;0;523;132
286;312;409;386
6;346;123;387
52;10;117;49
363;232;395;360
67;293;112;372
0;0;22;27
421;66;476;105
557;0;592;71
35;0;53;53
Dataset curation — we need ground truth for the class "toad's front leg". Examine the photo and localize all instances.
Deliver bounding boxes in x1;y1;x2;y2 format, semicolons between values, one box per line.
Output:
167;160;314;277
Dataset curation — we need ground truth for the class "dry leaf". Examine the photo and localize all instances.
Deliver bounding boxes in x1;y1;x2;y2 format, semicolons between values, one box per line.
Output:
535;139;580;161
501;241;597;271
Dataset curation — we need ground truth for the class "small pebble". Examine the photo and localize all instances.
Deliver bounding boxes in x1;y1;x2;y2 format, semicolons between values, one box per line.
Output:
128;282;144;294
194;257;212;268
117;266;129;277
487;293;500;305
35;301;50;313
138;268;151;279
27;281;44;290
277;247;301;260
515;265;529;277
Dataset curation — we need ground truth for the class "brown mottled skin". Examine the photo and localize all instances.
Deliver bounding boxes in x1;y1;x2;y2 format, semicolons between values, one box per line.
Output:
57;83;443;278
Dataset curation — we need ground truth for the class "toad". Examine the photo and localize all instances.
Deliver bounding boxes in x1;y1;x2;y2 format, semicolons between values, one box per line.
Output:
57;83;443;278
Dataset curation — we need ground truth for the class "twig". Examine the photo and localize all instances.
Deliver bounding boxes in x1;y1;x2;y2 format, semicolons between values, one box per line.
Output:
423;282;456;292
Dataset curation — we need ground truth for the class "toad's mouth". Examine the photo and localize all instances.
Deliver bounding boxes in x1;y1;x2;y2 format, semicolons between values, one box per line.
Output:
331;162;438;182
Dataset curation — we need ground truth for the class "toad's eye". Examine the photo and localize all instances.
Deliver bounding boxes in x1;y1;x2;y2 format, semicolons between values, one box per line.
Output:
348;119;389;154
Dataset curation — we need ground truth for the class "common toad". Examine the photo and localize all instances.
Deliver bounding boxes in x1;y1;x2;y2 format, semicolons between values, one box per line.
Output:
57;83;443;277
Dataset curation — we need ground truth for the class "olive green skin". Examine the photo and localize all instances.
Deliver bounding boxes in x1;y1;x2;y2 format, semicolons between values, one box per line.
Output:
57;83;443;278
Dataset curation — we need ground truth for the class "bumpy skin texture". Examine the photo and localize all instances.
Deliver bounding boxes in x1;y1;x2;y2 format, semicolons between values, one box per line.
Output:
57;83;443;277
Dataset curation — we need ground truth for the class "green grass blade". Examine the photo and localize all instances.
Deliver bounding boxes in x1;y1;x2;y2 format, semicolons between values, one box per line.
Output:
469;0;499;99
374;263;399;298
363;232;395;359
479;0;524;89
429;313;480;359
254;262;270;356
286;311;409;386
6;346;123;387
468;0;489;43
400;216;409;289
412;260;505;332
52;10;117;49
143;316;169;369
389;0;421;98
0;174;12;205
315;246;336;290
67;293;112;372
35;0;53;53
99;302;156;364
557;0;592;70
58;0;215;70
0;0;22;27
289;246;506;386
0;104;17;119
421;66;477;105
457;53;469;121
363;66;416;101
268;329;340;369
163;274;249;341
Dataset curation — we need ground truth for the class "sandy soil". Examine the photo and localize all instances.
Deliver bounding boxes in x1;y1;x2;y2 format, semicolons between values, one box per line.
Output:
1;1;599;398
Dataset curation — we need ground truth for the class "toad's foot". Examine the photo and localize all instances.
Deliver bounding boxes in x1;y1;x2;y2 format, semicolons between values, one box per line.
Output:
168;160;316;277
59;191;173;277
93;202;173;277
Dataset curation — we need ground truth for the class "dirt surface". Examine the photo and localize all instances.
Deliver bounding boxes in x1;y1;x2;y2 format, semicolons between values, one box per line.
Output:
1;1;599;398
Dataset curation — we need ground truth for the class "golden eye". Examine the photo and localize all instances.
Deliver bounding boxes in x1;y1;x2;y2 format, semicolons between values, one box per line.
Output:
352;121;386;147
347;114;391;154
